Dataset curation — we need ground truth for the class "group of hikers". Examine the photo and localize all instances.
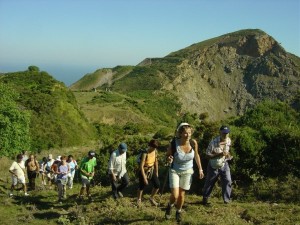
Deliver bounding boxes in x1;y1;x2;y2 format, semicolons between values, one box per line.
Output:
8;122;232;223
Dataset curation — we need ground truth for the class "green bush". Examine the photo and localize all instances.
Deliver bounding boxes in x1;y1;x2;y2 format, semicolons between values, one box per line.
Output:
0;83;31;157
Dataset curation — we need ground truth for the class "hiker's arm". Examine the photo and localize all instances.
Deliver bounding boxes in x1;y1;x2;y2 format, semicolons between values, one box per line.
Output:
155;151;159;177
9;168;17;177
35;160;40;172
206;141;223;159
192;139;204;179
140;154;148;184
80;167;90;176
108;154;117;181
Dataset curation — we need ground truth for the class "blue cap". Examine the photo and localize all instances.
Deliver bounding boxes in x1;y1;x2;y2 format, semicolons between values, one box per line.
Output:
118;143;127;151
220;125;230;134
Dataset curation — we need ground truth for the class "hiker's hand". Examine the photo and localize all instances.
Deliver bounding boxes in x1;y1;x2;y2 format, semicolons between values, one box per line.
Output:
199;170;204;179
167;155;173;164
114;175;119;181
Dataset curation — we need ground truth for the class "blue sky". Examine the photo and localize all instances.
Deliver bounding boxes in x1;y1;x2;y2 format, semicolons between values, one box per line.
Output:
0;0;299;86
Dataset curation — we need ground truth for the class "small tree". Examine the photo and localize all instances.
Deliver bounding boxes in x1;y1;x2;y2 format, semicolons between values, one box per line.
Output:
28;65;40;72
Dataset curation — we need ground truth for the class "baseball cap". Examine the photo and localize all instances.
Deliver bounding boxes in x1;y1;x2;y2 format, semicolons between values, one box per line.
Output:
220;125;230;134
118;143;127;152
56;156;61;161
88;150;96;156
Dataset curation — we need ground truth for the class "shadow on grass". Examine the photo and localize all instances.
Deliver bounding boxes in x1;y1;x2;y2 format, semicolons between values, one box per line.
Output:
33;211;61;220
98;217;159;225
12;193;81;211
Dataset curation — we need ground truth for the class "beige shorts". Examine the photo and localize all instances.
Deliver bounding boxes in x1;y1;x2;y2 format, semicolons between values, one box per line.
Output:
11;176;26;185
81;175;92;187
169;168;194;190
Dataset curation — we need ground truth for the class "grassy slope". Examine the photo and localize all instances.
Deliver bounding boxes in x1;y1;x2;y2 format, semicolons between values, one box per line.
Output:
73;89;180;130
0;182;299;225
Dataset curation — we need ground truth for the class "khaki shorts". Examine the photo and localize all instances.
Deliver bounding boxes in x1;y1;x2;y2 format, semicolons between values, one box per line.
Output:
81;175;91;187
11;176;26;185
169;168;194;190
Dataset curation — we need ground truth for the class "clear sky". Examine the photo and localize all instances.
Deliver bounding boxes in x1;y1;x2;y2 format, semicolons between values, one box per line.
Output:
0;0;299;86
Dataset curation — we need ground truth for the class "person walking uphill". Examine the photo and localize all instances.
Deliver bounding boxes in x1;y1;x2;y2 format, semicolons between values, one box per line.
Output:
25;154;39;191
9;154;29;197
202;125;233;205
136;139;160;207
165;123;204;223
108;143;129;199
55;155;70;203
79;150;97;201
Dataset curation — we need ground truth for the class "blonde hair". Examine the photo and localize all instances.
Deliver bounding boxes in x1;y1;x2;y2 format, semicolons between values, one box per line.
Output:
176;125;192;138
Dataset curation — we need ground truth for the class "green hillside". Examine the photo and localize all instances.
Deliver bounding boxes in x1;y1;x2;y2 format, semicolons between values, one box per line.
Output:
0;66;97;156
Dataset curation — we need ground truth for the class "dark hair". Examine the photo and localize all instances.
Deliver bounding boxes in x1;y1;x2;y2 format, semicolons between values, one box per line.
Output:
148;139;159;148
68;155;73;158
17;154;23;160
61;155;67;160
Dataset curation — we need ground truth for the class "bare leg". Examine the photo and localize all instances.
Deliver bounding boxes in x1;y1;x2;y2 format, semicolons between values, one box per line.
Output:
137;189;143;200
150;188;159;199
176;188;185;210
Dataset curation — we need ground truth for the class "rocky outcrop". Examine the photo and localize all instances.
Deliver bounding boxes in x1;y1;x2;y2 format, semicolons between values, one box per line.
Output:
71;29;300;121
161;29;300;120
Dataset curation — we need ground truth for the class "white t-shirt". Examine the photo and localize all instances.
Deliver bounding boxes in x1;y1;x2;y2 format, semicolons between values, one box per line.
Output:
9;161;25;178
108;150;127;178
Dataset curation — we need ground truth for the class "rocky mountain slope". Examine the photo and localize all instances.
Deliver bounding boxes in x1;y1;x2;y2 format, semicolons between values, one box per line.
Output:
70;29;300;121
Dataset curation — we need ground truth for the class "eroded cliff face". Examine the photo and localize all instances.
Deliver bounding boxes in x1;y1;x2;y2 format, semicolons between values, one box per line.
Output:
71;29;300;122
163;31;300;120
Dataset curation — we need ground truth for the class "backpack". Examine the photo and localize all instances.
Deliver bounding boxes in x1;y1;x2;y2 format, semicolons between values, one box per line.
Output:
136;149;148;165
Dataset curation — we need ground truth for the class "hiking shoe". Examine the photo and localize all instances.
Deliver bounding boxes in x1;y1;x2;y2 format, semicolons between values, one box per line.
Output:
149;198;158;206
176;210;182;223
9;193;13;197
79;195;84;200
202;197;211;206
24;193;29;196
165;203;172;220
113;191;119;199
88;195;94;202
117;191;123;198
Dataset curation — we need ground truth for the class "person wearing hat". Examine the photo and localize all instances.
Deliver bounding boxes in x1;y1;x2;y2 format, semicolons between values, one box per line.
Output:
165;122;204;223
202;125;233;205
108;142;129;199
79;150;97;200
45;154;55;187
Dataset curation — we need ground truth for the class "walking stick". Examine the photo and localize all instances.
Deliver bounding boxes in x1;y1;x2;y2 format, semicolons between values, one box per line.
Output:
158;163;170;206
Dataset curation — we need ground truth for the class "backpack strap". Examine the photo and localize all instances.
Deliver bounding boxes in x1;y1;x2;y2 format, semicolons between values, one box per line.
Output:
170;138;197;168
